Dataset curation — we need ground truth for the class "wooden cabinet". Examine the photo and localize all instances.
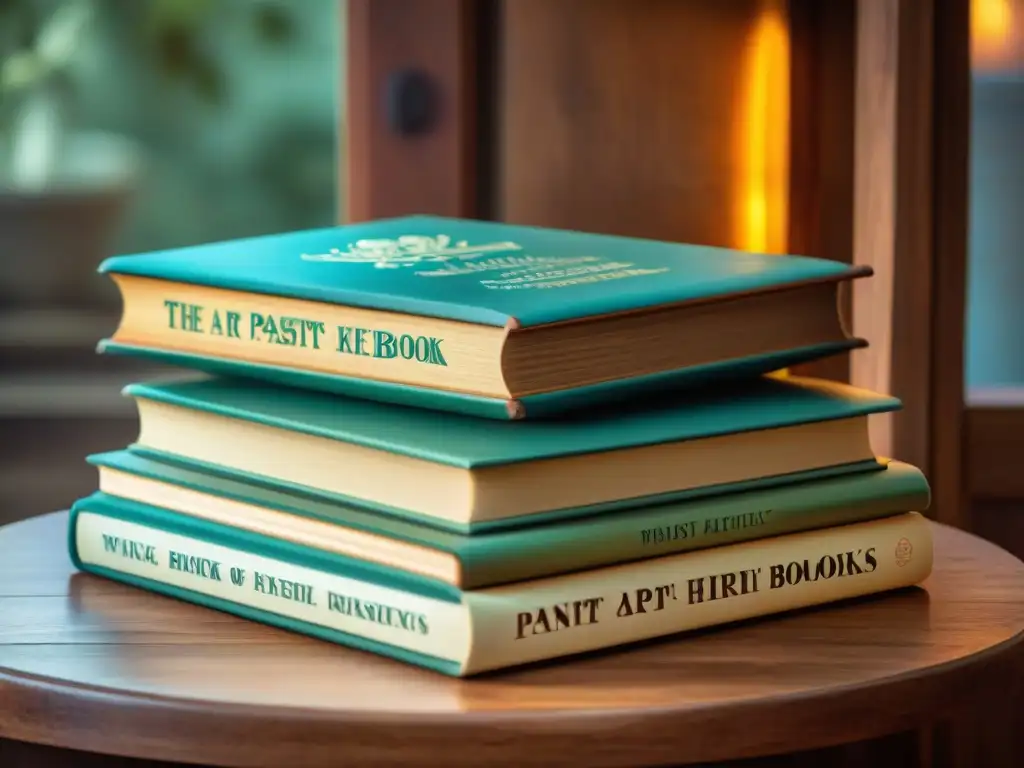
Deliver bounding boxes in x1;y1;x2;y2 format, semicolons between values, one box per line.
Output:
343;7;1005;764
346;0;973;529
343;7;1022;761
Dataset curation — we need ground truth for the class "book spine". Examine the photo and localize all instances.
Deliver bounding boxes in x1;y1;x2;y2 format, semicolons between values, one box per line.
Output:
463;465;929;586
99;340;519;420
108;275;509;398
71;503;932;676
464;512;932;674
70;507;470;672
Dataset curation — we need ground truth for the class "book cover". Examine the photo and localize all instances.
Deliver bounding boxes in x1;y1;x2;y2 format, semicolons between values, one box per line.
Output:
124;374;898;469
97;341;860;421
69;493;934;676
122;374;896;529
99;215;864;328
91;450;931;588
98;216;868;418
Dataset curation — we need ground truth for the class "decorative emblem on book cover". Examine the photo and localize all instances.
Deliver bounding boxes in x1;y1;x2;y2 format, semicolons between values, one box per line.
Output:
300;235;522;268
300;232;670;289
894;537;913;567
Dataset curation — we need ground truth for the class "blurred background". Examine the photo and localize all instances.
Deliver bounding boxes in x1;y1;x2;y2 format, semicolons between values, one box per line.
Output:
969;0;1024;389
0;0;1021;529
0;0;339;520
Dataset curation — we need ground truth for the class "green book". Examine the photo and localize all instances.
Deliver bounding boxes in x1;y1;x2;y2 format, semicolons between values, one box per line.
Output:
97;215;869;419
69;494;934;676
122;373;898;532
90;449;930;588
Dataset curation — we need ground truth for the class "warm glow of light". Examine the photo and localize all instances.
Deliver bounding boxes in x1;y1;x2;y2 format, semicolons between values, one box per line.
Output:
735;0;790;256
733;0;791;376
971;0;1021;70
973;0;1013;45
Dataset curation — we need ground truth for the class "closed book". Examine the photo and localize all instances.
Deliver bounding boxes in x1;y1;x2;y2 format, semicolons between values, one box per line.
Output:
98;215;868;419
69;494;934;677
90;450;930;588
121;374;898;531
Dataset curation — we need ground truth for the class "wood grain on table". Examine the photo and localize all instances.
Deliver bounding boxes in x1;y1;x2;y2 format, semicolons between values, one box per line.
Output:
1;512;1023;767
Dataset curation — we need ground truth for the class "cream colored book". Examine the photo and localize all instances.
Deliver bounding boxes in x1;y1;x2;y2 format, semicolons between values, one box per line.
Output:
69;493;933;677
118;375;899;531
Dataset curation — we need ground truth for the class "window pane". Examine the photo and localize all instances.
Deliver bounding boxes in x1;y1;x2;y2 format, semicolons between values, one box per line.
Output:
966;0;1024;389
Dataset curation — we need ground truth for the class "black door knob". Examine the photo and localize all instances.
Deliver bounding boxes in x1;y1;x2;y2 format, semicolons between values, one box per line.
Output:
386;69;439;136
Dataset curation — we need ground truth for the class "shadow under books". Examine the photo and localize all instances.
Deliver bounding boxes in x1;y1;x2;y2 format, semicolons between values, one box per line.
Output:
67;570;932;690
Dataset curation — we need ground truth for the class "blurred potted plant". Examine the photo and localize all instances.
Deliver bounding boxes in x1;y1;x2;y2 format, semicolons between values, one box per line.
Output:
0;0;296;308
0;0;142;308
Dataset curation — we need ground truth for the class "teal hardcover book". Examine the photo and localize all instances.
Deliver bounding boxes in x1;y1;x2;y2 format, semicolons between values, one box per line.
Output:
69;493;934;676
98;215;869;418
122;374;898;531
90;449;930;588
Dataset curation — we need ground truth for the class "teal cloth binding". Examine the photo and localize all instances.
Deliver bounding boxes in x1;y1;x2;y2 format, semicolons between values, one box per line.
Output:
67;496;463;676
69;493;462;601
122;445;886;533
99;215;866;328
89;450;929;587
123;374;900;469
99;338;865;420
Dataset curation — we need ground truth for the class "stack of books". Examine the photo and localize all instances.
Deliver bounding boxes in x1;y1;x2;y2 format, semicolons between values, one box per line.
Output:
69;216;934;677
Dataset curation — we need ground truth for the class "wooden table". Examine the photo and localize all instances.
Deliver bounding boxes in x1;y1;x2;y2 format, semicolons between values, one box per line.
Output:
1;512;1023;767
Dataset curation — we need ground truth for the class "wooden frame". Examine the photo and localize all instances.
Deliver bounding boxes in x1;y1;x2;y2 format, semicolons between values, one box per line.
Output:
847;0;970;529
968;391;1024;499
963;1;1024;502
345;0;974;527
345;0;479;222
786;0;856;385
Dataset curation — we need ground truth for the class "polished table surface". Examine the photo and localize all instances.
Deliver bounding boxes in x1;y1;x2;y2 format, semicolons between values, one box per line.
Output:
1;511;1024;767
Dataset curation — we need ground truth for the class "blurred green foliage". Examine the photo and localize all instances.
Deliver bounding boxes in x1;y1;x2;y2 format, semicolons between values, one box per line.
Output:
0;0;338;243
0;0;295;106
